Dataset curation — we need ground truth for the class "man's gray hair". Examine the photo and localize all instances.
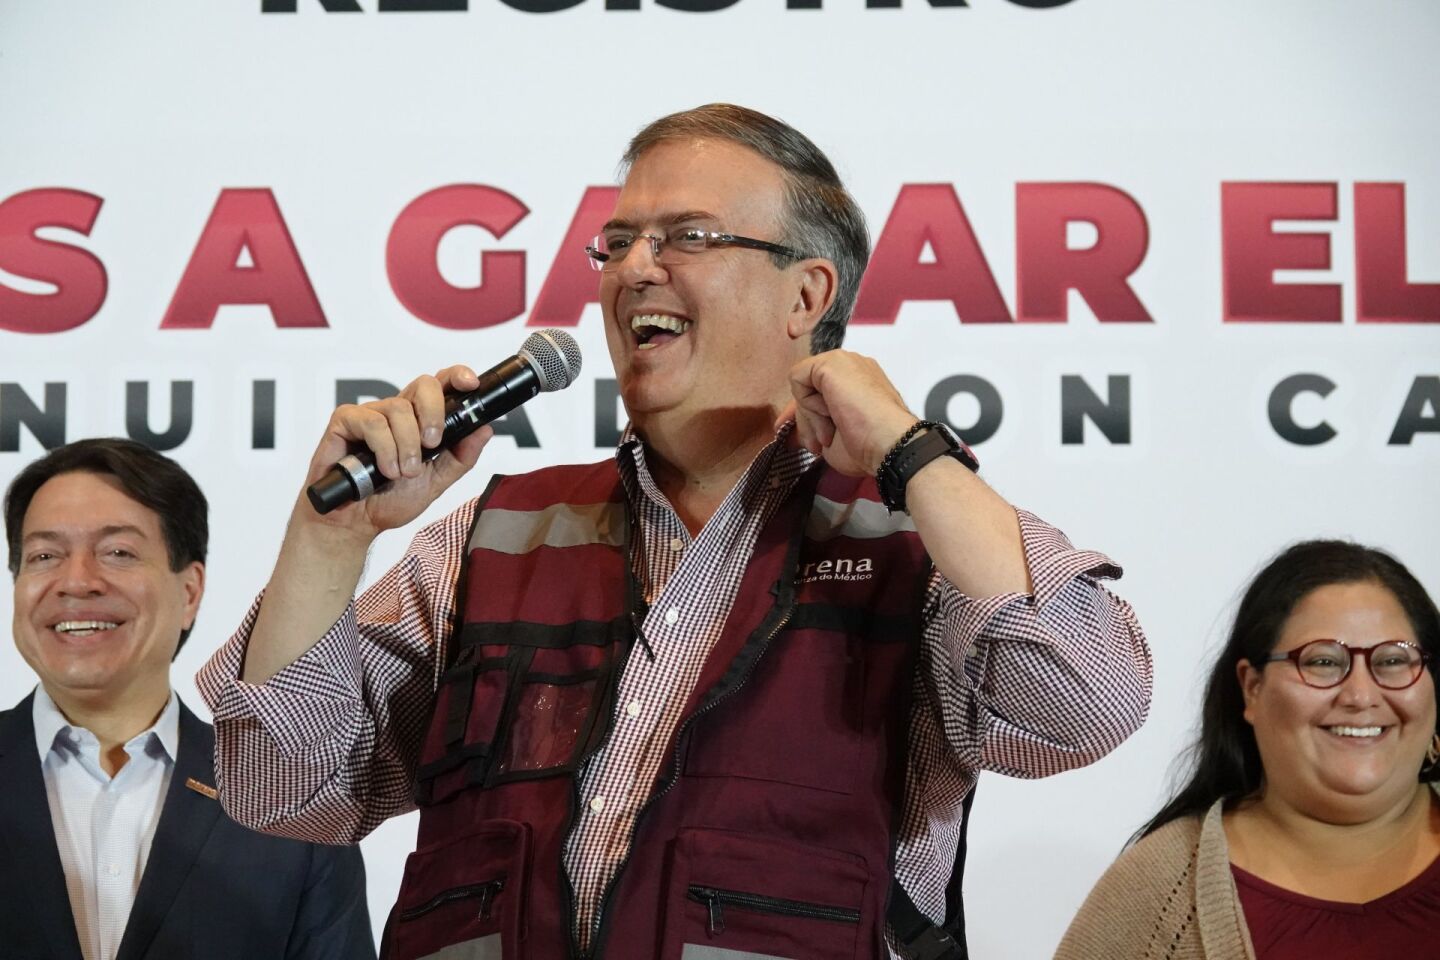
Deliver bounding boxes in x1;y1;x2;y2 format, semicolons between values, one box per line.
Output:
621;104;870;354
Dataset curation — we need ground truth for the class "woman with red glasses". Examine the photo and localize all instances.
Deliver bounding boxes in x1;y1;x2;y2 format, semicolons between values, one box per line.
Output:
1056;540;1440;960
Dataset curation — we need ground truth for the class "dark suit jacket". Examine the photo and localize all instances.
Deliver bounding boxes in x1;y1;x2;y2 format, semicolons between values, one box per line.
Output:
0;693;376;960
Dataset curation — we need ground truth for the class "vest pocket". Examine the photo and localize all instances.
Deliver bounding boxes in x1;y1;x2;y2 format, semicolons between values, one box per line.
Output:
662;828;873;960
686;887;861;935
386;820;529;960
418;629;623;802
416;651;512;805
489;642;616;783
495;671;601;775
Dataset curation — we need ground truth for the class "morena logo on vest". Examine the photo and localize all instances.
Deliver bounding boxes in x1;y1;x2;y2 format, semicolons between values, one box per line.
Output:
797;556;876;585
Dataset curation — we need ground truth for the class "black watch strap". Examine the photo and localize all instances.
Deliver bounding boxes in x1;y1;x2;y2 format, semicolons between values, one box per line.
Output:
876;421;979;514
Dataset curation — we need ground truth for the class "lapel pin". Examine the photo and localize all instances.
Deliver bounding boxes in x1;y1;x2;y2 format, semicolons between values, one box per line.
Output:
185;778;218;800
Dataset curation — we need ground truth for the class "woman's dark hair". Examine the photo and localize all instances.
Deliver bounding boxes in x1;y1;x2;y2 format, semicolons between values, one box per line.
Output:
1141;539;1440;839
4;438;208;653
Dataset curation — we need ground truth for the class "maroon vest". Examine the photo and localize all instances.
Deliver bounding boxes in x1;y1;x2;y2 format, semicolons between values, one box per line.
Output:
383;460;929;960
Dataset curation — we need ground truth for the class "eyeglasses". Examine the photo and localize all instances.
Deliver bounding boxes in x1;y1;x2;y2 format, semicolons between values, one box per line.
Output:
585;227;810;272
1257;639;1431;690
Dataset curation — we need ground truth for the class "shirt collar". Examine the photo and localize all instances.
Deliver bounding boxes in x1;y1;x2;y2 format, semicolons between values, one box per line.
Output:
32;685;181;767
615;420;816;506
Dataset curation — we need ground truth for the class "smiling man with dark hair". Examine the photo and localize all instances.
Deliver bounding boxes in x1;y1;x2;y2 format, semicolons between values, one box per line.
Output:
0;437;375;960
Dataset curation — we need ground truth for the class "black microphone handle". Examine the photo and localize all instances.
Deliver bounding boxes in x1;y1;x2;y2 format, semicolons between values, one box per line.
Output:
306;357;539;515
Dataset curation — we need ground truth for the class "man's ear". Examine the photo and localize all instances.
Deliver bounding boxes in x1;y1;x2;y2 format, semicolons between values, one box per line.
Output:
179;561;205;631
787;258;839;341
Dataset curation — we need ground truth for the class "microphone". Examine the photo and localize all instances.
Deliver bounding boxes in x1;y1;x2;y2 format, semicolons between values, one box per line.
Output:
306;329;583;515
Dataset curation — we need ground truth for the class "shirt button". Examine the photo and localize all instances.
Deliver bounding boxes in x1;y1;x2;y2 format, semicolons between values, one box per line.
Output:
626;700;642;718
590;796;606;813
664;607;680;625
105;864;120;878
669;537;684;552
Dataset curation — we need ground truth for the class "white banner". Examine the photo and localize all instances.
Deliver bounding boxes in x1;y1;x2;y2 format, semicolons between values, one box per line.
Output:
2;1;1437;955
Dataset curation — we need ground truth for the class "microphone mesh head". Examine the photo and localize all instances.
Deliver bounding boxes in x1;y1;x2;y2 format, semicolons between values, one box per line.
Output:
519;329;583;392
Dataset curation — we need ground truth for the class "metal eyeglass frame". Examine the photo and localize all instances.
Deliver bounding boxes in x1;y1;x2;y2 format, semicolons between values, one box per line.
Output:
1256;639;1431;690
585;228;810;272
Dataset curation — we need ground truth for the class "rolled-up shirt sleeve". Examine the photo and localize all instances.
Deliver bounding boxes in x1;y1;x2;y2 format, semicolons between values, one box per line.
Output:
925;509;1152;779
196;499;477;844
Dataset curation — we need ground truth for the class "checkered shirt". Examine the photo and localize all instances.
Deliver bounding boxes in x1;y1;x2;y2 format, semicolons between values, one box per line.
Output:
197;424;1152;955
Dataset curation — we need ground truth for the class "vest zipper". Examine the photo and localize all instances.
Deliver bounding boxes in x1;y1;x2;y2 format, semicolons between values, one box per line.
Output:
563;773;584;959
584;603;795;959
396;878;505;922
686;885;862;935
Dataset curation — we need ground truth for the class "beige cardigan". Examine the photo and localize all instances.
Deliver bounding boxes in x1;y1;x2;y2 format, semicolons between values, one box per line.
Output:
1053;799;1255;960
1055;784;1440;959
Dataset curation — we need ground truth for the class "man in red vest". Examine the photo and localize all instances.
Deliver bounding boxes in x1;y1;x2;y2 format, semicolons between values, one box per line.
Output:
200;104;1152;960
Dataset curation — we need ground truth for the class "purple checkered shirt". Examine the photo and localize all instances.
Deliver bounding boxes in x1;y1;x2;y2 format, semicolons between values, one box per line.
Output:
197;424;1151;954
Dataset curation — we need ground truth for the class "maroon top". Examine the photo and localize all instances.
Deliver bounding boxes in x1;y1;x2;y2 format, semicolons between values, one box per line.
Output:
1233;853;1440;960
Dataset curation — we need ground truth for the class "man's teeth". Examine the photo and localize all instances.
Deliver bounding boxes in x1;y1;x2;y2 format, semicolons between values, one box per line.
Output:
631;314;691;350
54;620;120;637
1326;725;1384;738
631;314;690;334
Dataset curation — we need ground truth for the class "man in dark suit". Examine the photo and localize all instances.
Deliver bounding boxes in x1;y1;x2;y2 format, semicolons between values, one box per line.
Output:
1;438;375;960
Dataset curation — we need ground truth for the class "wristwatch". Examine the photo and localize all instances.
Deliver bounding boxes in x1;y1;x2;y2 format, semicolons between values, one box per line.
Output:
875;420;980;514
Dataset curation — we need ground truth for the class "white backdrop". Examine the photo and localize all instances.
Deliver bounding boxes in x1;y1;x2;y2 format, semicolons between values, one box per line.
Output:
2;1;1438;956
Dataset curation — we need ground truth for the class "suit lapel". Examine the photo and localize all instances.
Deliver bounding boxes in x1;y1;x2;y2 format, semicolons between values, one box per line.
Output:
116;702;222;960
0;695;86;960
